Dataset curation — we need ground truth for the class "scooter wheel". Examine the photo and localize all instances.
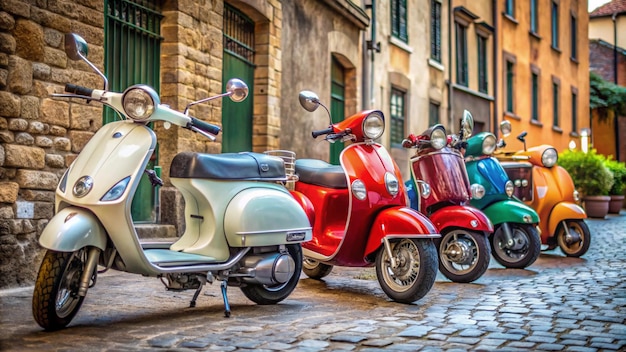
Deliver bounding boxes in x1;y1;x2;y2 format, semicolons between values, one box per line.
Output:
32;249;91;331
375;238;438;303
437;229;490;283
302;258;333;279
490;223;541;269
556;219;591;257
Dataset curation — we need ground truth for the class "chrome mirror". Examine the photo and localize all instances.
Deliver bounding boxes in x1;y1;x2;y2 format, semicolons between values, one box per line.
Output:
500;120;512;137
64;33;88;61
460;110;474;139
299;91;321;112
226;78;248;102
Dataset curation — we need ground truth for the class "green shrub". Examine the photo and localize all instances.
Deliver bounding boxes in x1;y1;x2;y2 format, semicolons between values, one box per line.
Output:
558;149;613;197
604;157;626;195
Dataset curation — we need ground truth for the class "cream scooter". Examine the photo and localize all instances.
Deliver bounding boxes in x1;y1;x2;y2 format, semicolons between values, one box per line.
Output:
32;33;312;330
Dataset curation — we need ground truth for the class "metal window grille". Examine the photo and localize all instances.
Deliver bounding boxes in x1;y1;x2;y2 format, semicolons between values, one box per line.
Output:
224;4;255;65
391;0;408;42
431;0;441;62
456;22;468;87
104;0;163;123
478;35;488;93
531;72;539;121
390;88;406;146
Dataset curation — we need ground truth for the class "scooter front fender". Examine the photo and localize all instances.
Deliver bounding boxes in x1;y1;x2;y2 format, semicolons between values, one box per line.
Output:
547;202;587;236
364;207;440;258
429;205;494;233
482;199;540;225
39;207;107;252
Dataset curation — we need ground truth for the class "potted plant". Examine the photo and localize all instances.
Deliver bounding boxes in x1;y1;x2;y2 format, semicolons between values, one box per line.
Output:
604;157;626;214
558;149;613;218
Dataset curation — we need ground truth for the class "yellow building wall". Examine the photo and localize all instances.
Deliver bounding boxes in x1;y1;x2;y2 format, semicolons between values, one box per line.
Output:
497;0;590;154
589;16;626;48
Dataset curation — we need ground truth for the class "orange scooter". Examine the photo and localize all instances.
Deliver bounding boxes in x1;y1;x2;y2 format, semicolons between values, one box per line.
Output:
497;122;590;257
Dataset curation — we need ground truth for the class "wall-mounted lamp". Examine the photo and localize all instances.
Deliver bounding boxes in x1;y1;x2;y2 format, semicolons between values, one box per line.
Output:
580;128;591;153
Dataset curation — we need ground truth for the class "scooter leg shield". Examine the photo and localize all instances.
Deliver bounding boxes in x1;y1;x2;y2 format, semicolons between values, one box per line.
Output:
429;205;494;233
39;207;107;252
364;207;439;258
482;199;539;225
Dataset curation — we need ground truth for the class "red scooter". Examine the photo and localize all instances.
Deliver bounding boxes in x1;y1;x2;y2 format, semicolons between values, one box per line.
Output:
290;90;439;303
403;112;493;283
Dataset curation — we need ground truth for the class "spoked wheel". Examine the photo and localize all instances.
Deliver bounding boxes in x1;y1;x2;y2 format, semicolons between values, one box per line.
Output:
240;244;303;305
438;229;490;283
32;248;91;331
490;223;541;269
556;219;591;257
375;238;437;303
302;258;333;279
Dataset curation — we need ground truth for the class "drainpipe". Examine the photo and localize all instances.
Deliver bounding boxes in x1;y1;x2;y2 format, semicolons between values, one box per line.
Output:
447;0;454;130
612;12;620;161
492;0;498;136
369;0;377;109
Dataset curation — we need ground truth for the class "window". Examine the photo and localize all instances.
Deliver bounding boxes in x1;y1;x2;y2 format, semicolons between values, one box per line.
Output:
505;57;515;113
391;0;408;43
552;78;560;127
456;21;468;86
505;0;515;17
478;34;488;93
571;87;578;132
429;101;440;126
530;0;538;33
570;14;577;60
390;88;406;146
431;0;442;62
531;69;540;122
551;1;559;49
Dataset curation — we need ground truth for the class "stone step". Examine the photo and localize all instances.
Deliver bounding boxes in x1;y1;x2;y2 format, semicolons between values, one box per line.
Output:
134;224;177;240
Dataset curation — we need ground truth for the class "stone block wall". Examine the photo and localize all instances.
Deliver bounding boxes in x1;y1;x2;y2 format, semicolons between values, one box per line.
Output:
0;0;104;288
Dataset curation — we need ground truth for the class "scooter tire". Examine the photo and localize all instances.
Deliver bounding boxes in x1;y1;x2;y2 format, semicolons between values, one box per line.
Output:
375;238;438;304
32;249;90;331
438;229;490;283
240;244;303;305
490;223;541;269
556;219;591;257
302;258;334;279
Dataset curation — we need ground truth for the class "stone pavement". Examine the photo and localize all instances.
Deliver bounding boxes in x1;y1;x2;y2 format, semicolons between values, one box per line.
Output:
1;213;625;352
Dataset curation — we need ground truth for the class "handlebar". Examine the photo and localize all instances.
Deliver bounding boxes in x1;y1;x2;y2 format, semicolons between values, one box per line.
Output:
65;83;94;97
312;127;334;138
189;117;221;135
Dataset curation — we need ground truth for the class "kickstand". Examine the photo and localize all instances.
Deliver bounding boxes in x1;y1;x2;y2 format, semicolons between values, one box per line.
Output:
221;280;231;318
189;276;207;308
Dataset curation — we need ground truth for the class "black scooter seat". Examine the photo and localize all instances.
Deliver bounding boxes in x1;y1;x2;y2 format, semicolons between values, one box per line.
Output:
170;152;287;180
295;159;347;189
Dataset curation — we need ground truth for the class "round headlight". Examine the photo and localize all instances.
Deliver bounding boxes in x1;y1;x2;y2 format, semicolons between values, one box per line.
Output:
73;175;93;198
352;179;367;200
470;183;486;199
541;148;558;168
430;126;447;149
122;86;157;121
505;180;515;197
363;112;384;140
482;134;497;155
384;172;399;197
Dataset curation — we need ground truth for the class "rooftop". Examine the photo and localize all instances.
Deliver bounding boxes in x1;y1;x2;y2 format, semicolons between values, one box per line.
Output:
590;0;626;17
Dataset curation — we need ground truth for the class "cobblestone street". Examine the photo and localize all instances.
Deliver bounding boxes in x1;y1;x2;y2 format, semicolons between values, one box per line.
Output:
1;213;625;351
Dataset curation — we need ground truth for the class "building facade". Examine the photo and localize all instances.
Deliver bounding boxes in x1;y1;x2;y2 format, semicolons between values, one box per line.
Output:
495;0;590;154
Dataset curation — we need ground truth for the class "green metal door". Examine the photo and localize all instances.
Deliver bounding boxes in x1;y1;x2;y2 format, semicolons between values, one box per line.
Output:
330;57;346;165
222;5;255;153
104;0;163;222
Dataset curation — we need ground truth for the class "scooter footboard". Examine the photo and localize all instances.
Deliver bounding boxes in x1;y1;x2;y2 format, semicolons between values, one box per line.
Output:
224;188;312;247
364;207;440;258
429;205;494;233
39;207;107;252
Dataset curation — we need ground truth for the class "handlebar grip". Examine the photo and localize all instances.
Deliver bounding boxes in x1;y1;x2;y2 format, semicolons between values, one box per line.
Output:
312;127;334;138
65;84;94;97
190;117;221;135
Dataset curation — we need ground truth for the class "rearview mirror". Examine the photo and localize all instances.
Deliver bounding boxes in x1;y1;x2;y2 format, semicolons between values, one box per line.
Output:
226;78;248;102
299;90;320;112
64;33;88;61
500;120;512;137
460;110;474;139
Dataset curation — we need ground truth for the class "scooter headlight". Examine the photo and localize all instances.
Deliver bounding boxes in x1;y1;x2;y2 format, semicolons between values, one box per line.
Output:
573;190;580;202
430;126;447;150
482;134;497;155
505;180;515;197
541;148;558;168
384;172;399;197
73;175;93;198
122;85;159;122
352;179;367;200
470;183;486;199
362;111;385;140
101;176;131;202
